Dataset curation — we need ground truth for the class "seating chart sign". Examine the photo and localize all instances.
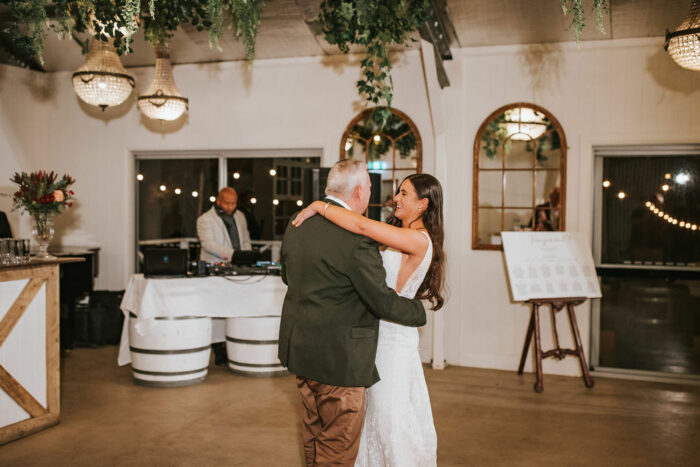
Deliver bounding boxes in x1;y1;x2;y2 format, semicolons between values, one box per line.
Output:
501;232;602;302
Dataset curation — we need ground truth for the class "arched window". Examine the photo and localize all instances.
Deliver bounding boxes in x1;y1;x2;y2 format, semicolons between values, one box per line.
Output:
340;108;422;219
472;103;567;250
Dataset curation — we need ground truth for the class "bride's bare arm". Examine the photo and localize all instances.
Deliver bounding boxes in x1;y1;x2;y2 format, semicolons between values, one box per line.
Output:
293;201;428;256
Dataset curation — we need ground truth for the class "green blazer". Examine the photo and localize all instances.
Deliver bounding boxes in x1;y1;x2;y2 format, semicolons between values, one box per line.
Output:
278;200;427;388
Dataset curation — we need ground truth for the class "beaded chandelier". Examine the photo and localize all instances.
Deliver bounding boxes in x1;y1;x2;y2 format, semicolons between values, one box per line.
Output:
72;40;135;111
137;47;189;121
665;0;700;71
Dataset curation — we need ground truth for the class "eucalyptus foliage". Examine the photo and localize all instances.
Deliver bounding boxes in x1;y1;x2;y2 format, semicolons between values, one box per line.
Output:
316;0;431;126
560;0;609;43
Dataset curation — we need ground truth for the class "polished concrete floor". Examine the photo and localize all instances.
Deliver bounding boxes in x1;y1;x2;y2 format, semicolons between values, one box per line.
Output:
2;347;699;466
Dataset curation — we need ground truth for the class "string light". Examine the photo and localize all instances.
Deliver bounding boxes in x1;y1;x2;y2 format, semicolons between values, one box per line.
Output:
174;188;181;195
272;199;279;206
250;197;257;204
192;191;198;198
233;172;240;180
136;174;144;181
617;191;626;199
209;196;216;202
662;184;670;191
646;202;698;233
602;180;611;188
269;169;277;176
159;185;166;192
296;200;303;207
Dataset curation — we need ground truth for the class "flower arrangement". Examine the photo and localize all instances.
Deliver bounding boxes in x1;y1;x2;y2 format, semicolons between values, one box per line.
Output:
8;170;76;259
10;171;76;216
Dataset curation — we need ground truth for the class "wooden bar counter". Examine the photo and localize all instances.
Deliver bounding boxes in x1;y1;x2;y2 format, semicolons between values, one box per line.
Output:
0;257;83;445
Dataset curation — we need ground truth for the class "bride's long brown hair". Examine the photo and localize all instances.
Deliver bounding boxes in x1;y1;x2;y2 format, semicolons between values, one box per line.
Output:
386;174;445;311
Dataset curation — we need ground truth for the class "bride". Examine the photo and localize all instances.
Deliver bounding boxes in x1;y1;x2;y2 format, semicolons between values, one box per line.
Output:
293;173;445;466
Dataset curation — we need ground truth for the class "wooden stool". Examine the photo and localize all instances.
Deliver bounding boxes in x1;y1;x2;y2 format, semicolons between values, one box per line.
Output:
517;297;594;393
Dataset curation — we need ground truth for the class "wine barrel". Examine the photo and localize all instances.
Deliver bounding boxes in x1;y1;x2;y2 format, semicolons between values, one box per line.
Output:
129;314;211;387
226;316;287;377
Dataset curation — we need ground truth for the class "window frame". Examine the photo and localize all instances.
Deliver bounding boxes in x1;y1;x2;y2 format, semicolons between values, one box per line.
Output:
471;102;568;250
339;107;423;211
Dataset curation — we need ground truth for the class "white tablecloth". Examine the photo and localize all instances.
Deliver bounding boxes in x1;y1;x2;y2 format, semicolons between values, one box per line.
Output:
118;274;287;365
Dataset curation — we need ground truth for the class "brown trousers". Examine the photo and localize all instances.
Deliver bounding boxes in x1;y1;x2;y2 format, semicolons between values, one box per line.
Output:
296;376;366;467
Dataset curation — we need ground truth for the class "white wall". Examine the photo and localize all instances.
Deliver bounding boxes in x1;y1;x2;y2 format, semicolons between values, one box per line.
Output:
1;37;698;376
440;37;700;376
0;65;51;237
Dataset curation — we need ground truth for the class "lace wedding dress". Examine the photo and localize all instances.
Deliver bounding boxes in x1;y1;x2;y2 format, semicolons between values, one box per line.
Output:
355;231;438;467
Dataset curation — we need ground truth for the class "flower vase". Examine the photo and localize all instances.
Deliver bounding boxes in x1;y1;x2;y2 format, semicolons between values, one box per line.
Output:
32;212;56;260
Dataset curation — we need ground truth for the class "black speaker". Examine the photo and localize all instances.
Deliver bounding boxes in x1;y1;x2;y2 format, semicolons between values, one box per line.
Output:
367;172;382;221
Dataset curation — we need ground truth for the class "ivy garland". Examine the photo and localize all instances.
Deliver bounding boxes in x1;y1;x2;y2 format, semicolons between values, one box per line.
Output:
231;0;266;62
316;0;430;126
1;0;264;64
560;0;609;43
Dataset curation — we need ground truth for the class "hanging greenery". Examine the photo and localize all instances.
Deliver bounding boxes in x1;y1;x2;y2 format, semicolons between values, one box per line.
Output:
316;0;431;126
141;1;210;47
2;0;48;69
230;0;265;61
2;0;265;66
560;0;609;43
347;109;417;161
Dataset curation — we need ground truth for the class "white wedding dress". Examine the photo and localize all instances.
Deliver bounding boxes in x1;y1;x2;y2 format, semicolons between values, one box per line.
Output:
355;231;438;467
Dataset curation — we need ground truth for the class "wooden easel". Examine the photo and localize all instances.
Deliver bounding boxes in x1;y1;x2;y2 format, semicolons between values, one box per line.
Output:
517;297;594;393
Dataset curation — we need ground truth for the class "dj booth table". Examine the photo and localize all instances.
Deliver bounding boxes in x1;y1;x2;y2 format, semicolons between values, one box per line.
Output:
118;274;287;386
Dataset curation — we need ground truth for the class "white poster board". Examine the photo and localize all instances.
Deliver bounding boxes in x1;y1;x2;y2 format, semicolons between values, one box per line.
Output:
501;232;602;302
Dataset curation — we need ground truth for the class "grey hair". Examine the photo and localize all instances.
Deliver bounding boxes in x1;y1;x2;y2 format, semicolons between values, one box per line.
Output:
325;159;368;197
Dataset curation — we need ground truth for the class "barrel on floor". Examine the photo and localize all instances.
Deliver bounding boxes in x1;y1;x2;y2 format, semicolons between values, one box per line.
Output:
129;314;212;387
226;316;287;376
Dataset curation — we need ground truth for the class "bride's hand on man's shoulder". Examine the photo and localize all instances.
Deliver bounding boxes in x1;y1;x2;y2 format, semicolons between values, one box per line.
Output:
292;201;322;227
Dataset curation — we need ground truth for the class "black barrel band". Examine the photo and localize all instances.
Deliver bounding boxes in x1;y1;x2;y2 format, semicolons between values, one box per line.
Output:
132;367;208;376
226;336;279;345
130;345;210;355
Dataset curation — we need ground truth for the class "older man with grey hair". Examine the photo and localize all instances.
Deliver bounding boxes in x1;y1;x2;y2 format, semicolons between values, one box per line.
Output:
278;159;426;466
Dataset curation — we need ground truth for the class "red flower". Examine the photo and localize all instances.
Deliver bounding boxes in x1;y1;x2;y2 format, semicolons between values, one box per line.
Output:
67;202;73;207
69;190;74;195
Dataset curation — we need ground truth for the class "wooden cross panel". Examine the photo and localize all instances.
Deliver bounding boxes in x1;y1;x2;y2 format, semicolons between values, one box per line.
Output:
0;263;60;445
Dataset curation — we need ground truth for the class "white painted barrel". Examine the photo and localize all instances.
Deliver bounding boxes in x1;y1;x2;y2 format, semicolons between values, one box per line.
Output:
129;314;211;387
226;316;287;377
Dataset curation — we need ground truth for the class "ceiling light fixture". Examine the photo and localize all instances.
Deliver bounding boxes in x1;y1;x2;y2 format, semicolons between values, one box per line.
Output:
72;40;135;111
665;0;700;71
501;107;548;141
138;46;189;121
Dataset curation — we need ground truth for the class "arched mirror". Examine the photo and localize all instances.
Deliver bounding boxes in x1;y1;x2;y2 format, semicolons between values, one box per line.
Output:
472;103;567;250
340;107;422;220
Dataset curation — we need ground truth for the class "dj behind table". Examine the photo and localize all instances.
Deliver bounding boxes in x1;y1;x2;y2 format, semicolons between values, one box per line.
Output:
121;247;286;386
